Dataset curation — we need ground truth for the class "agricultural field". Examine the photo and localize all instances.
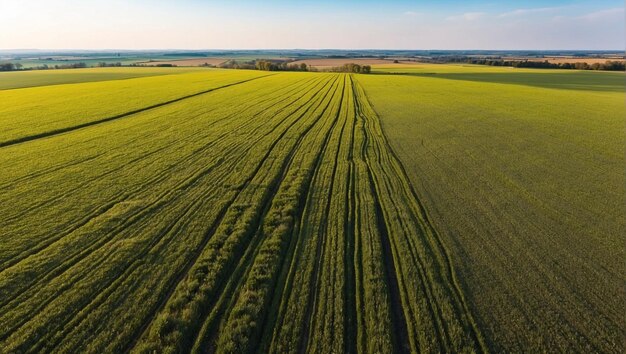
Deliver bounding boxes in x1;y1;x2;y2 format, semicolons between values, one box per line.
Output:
0;69;267;145
290;58;399;68
0;67;208;90
0;53;223;70
507;56;625;64
0;65;623;354
136;58;227;67
370;64;624;92
360;64;625;353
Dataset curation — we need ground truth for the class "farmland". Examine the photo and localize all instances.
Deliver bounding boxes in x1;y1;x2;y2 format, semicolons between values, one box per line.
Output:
360;64;625;352
507;56;625;64
290;58;399;68
0;65;623;353
0;67;207;90
136;58;227;67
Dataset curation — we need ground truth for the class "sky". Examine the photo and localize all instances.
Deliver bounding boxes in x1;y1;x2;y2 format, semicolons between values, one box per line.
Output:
0;0;624;50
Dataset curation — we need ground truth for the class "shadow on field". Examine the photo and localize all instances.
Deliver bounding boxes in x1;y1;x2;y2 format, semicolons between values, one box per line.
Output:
374;71;625;92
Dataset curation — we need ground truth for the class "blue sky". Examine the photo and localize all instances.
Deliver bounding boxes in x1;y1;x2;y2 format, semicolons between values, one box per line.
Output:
0;0;623;49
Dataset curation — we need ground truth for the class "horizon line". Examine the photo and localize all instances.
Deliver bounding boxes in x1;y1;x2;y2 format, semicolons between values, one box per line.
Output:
2;48;624;52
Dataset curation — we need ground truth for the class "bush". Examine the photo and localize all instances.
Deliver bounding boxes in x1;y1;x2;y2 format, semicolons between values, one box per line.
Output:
329;63;372;74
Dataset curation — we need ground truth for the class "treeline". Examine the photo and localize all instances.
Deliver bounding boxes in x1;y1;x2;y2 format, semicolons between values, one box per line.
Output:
438;56;625;71
2;59;375;73
1;61;127;71
130;63;178;67
328;63;371;73
469;59;624;71
256;60;309;71
97;62;123;67
0;62;90;71
0;63;23;71
218;59;372;73
218;59;310;72
42;62;88;69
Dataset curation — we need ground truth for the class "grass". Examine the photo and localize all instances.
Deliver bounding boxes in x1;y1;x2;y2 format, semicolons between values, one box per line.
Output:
0;66;621;353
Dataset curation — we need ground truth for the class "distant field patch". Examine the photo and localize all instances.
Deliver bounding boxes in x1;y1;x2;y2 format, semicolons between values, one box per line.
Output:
291;58;399;68
371;63;520;73
511;56;625;64
0;67;206;90
371;63;625;92
136;58;227;67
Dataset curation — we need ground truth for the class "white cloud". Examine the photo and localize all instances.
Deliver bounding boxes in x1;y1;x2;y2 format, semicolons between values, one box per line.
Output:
498;7;562;18
404;11;419;16
576;7;624;21
446;12;485;21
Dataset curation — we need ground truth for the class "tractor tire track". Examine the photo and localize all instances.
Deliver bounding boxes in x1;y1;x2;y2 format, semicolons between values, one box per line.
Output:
353;76;488;353
0;76;329;345
296;75;348;354
211;76;341;348
131;75;341;353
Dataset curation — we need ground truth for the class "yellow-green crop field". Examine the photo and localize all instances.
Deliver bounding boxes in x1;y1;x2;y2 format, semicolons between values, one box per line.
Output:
0;65;623;353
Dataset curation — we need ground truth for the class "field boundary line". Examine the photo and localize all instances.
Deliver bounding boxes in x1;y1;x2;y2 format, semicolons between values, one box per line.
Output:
352;81;451;351
352;77;410;354
0;70;231;92
353;76;489;353
343;75;358;354
0;74;274;149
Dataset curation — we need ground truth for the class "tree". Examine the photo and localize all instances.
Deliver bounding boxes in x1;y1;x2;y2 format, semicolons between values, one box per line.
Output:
0;63;15;71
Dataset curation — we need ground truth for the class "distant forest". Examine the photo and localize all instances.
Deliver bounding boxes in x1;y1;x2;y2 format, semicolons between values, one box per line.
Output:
216;59;372;73
432;57;625;71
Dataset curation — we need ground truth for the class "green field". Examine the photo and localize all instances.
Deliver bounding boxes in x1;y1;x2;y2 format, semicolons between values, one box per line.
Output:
361;64;625;352
2;54;205;71
0;66;623;353
0;67;208;90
